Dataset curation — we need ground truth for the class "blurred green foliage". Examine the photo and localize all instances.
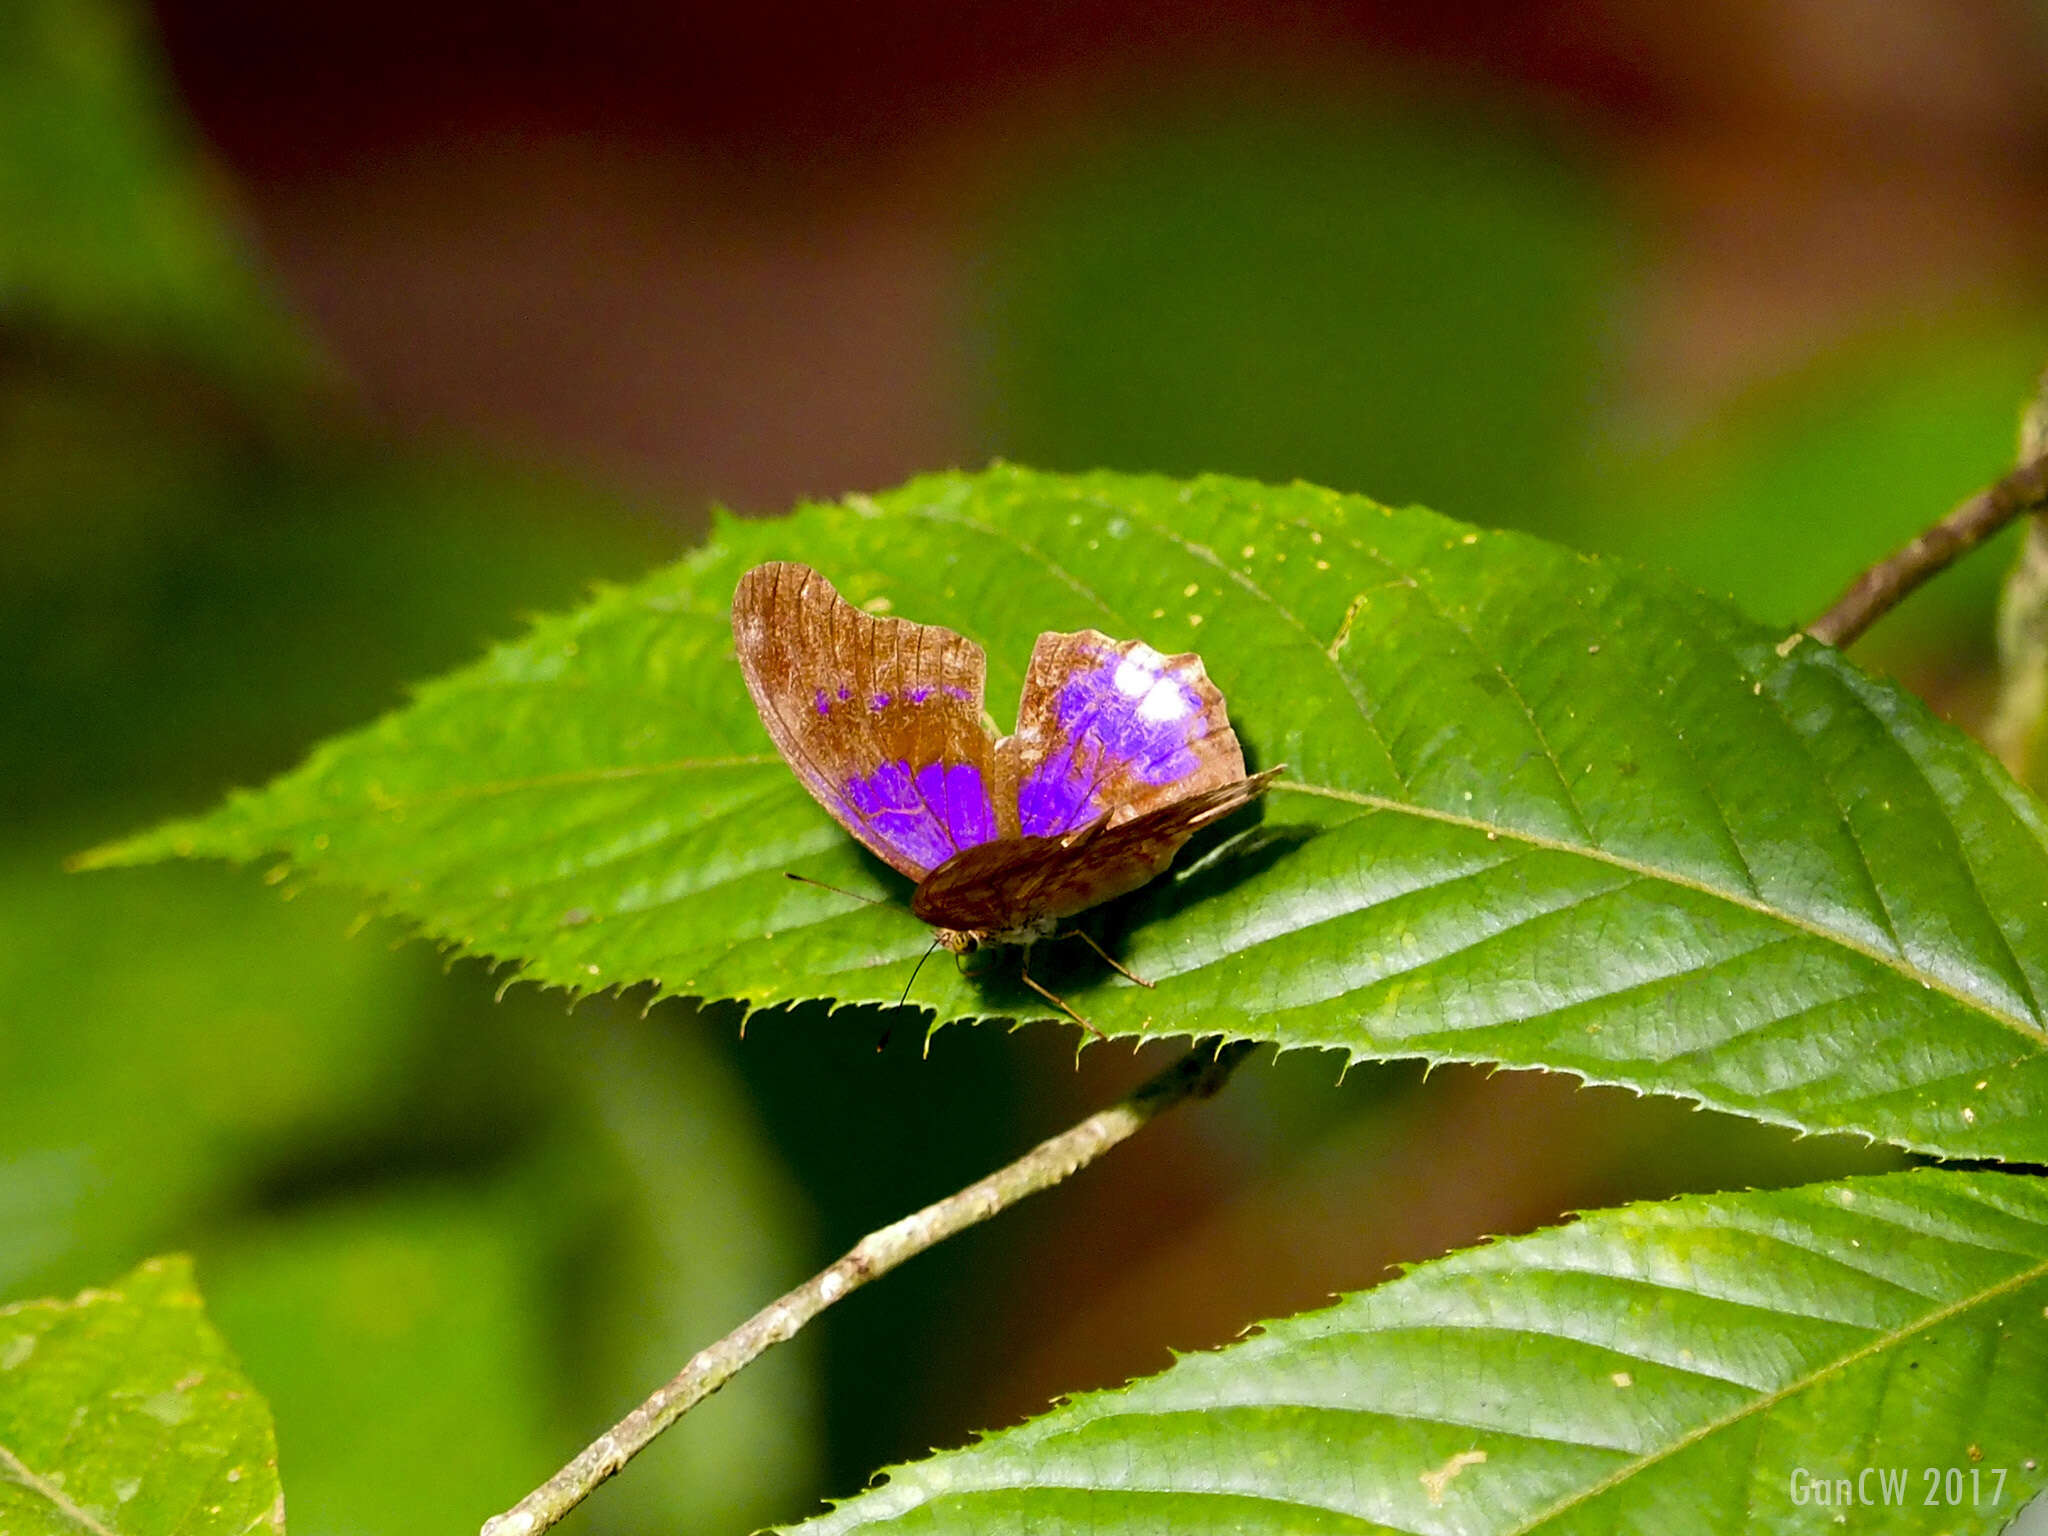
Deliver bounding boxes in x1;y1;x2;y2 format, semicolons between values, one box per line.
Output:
0;864;419;1294
203;1192;559;1534
1581;316;2048;680
976;89;1625;534
0;0;306;379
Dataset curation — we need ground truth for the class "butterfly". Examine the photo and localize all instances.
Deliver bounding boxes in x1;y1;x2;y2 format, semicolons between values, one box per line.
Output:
731;560;1280;1025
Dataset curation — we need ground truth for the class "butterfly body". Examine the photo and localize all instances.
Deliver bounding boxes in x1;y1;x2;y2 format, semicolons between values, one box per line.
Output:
732;561;1278;989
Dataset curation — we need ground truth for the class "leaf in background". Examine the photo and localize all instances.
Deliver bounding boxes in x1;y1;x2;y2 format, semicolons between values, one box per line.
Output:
974;93;1624;533
0;422;672;826
784;1168;2048;1536
0;1255;281;1536
550;1007;820;1536
0;858;424;1299
199;1189;560;1536
0;0;307;380
88;466;2048;1163
0;0;307;382
1580;316;2048;674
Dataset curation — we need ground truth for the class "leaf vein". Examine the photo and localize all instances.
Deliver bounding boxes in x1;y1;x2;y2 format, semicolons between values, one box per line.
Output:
1851;676;2048;1028
1339;538;1597;842
0;1439;122;1536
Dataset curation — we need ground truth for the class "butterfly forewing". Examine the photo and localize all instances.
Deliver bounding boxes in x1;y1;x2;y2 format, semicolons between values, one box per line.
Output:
732;562;1003;880
997;631;1247;839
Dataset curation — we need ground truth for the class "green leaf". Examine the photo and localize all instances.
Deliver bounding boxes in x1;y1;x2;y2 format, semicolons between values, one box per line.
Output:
88;465;2048;1163
0;1255;281;1536
787;1169;2048;1536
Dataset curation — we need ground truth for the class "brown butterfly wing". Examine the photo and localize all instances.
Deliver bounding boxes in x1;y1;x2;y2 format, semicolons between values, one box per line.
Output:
732;562;1003;880
911;768;1282;934
995;631;1248;840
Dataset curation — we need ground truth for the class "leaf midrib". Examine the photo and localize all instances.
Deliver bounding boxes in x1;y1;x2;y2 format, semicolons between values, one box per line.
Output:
0;1439;123;1536
1276;779;2045;1050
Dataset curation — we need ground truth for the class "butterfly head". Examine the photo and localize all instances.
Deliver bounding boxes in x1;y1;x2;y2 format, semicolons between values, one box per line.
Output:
933;927;981;955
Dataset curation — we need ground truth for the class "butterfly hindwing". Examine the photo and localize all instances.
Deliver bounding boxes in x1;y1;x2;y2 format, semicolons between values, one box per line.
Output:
911;768;1282;934
732;562;1002;880
997;631;1247;839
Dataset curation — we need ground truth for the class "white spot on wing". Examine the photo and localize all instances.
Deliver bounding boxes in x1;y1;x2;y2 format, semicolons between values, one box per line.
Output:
1137;678;1190;722
1113;653;1161;696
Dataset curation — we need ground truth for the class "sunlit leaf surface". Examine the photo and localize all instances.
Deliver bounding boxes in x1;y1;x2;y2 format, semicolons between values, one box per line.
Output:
91;467;2048;1162
0;1256;281;1535
790;1170;2048;1536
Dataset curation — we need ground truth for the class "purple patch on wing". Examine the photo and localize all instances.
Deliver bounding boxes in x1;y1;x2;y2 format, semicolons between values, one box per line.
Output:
907;686;932;704
814;689;832;715
871;692;891;710
1016;649;1208;838
842;759;997;872
1018;743;1099;837
837;685;851;701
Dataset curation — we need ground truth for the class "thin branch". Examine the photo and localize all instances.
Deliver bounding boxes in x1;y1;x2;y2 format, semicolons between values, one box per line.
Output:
479;1037;1255;1536
1804;454;2048;649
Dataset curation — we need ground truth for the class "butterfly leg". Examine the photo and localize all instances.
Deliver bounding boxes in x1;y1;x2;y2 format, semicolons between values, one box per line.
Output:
1055;928;1156;989
1017;946;1106;1041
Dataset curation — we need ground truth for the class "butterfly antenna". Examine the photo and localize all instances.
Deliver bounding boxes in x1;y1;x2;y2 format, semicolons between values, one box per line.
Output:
785;872;887;906
898;935;943;1011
